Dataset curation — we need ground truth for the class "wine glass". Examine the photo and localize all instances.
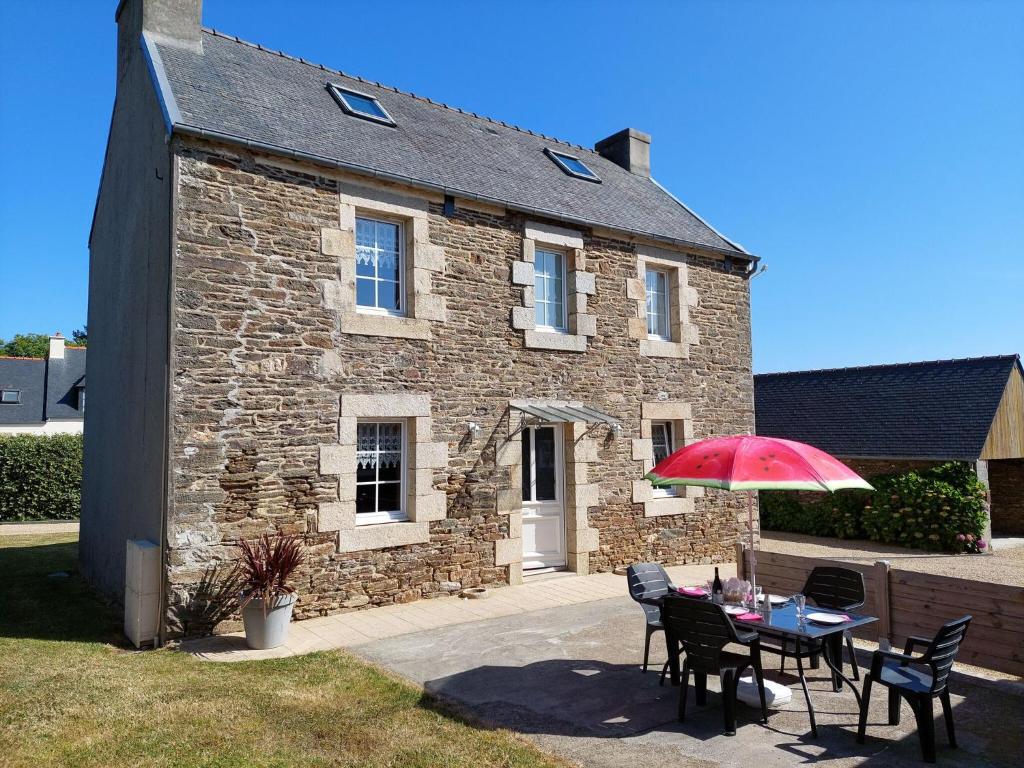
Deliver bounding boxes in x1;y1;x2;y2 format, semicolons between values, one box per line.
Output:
794;593;806;618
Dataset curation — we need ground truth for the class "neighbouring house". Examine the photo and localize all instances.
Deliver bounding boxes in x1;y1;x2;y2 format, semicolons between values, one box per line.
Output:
0;335;86;435
755;355;1024;537
83;0;759;643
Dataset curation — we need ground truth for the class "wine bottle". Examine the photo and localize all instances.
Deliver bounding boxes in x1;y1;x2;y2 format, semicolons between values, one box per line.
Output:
712;567;723;605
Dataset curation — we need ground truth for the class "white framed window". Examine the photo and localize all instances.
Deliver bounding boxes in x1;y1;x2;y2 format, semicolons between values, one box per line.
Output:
534;248;567;332
355;421;407;525
0;390;20;404
356;216;405;315
651;420;675;497
645;268;672;340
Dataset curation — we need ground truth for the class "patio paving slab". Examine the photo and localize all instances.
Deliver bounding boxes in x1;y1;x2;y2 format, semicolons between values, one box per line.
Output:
356;597;1023;768
181;562;735;661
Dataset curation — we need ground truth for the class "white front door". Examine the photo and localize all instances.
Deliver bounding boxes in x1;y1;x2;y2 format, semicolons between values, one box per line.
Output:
521;424;566;570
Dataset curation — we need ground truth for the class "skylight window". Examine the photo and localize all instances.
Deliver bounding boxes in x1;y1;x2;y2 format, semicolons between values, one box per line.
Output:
328;85;395;126
545;149;601;183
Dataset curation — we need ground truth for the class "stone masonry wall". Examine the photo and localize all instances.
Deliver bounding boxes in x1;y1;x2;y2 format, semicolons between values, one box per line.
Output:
166;139;755;636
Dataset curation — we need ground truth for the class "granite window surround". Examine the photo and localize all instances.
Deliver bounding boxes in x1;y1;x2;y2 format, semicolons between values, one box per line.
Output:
318;393;448;553
510;221;597;352
320;182;447;340
626;244;699;359
631;401;703;517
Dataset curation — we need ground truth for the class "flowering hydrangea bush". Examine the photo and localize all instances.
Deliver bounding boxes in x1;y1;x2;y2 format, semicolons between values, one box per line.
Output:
860;463;988;552
762;462;988;553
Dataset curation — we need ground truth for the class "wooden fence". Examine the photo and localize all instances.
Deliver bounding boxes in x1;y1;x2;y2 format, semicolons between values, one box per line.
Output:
737;544;1024;677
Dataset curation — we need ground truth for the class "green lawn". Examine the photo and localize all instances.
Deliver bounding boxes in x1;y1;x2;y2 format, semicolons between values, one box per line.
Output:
0;533;565;767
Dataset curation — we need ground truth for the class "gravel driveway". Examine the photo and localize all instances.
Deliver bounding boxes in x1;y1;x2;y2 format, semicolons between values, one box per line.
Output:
761;532;1024;587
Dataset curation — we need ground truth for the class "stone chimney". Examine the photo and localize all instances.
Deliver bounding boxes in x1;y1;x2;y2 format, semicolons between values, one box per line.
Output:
116;0;202;79
595;128;652;177
48;333;65;360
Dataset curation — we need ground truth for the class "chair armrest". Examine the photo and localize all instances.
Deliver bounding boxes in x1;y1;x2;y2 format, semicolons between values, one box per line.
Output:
871;647;917;673
734;629;760;645
638;596;666;608
902;635;931;656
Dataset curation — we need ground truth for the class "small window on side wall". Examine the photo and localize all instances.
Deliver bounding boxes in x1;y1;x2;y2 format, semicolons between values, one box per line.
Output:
1;389;20;404
651;420;675;497
645;268;672;340
355;421;407;525
534;248;567;332
356;216;404;315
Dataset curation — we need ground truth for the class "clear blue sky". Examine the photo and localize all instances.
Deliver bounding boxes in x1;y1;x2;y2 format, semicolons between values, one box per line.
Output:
1;1;1021;372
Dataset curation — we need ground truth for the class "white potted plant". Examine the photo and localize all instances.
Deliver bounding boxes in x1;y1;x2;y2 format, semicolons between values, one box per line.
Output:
237;534;304;650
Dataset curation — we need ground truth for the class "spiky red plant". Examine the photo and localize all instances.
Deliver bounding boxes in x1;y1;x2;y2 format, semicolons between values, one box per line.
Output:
237;534;304;612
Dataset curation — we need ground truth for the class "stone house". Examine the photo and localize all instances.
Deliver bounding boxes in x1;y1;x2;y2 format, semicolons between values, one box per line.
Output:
82;0;759;643
755;355;1024;538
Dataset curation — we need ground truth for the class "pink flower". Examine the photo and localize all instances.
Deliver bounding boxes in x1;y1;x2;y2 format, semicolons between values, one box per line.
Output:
956;534;966;542
977;540;987;550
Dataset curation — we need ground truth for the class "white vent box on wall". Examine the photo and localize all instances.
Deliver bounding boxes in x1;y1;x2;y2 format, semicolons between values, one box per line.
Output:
125;539;160;648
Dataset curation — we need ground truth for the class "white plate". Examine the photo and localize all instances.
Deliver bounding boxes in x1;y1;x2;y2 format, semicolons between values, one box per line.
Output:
806;611;847;625
760;594;789;606
724;605;746;616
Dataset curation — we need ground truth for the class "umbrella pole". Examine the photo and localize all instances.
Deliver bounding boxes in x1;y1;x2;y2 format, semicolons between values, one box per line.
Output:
747;490;756;603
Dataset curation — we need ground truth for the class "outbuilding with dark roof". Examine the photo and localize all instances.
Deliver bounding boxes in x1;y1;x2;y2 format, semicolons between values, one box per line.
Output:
755;355;1024;536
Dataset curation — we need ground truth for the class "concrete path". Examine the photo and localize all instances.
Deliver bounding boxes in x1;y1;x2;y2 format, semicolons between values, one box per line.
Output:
356;598;1021;768
182;562;736;661
0;521;79;536
181;559;1022;767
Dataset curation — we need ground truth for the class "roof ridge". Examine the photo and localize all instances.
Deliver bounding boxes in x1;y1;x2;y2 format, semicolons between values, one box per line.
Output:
201;27;599;156
755;354;1020;378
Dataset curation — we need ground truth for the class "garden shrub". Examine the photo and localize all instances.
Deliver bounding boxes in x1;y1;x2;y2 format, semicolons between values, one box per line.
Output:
760;461;988;553
0;434;82;521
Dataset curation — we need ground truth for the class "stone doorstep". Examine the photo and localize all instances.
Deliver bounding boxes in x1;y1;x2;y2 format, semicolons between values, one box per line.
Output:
181;562;737;663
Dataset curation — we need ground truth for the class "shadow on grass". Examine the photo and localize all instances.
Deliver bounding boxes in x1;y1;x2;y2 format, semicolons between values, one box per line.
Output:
0;538;124;645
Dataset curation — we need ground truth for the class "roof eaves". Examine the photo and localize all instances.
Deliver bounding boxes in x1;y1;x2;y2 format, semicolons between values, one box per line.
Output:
650;177;752;257
173;122;758;263
142;32;182;133
754;354;1021;379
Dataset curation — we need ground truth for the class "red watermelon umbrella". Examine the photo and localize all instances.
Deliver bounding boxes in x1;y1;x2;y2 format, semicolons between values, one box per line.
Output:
645;435;873;599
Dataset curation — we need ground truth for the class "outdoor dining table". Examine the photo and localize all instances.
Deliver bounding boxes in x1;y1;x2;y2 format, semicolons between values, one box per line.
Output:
665;596;877;738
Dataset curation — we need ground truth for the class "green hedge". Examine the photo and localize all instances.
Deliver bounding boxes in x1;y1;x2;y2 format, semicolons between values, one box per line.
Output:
0;434;82;521
760;461;988;553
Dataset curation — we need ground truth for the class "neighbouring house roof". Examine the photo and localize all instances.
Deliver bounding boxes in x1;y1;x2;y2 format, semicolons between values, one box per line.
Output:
0;357;46;425
45;348;87;420
0;349;87;426
146;29;752;260
754;355;1023;461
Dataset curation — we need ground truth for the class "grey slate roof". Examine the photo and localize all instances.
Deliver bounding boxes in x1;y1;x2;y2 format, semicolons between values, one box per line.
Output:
0;358;45;425
149;30;750;258
754;355;1022;460
0;349;86;426
45;348;87;420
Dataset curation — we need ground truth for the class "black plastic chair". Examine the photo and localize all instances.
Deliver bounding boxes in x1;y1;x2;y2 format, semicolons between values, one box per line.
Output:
765;566;866;687
661;594;768;736
626;562;676;674
857;616;971;763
